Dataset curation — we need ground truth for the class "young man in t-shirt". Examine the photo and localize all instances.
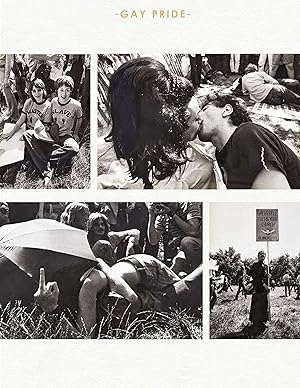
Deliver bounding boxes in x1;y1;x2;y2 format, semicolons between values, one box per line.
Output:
186;94;300;189
48;75;82;174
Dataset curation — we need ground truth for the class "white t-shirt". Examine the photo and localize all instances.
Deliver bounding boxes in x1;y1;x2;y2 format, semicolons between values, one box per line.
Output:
242;71;278;102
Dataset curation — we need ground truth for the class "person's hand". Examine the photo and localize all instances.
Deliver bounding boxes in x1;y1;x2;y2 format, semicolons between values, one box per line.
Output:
274;84;286;93
148;202;171;216
0;131;13;142
34;268;59;313
153;203;171;215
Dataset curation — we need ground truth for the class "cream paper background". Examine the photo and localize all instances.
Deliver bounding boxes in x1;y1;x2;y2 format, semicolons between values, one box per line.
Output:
1;0;300;386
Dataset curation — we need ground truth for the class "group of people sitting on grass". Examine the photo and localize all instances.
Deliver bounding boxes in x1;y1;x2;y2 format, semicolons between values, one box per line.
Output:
0;202;202;336
0;54;90;186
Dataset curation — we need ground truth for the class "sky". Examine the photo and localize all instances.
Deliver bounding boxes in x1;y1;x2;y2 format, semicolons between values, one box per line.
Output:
210;202;300;261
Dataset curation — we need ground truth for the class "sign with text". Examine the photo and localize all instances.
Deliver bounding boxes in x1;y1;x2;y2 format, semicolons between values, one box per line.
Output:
256;209;279;241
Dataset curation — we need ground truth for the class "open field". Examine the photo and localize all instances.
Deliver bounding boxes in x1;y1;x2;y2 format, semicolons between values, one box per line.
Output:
210;285;300;339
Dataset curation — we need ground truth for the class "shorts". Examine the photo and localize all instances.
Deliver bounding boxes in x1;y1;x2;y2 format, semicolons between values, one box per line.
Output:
119;254;180;311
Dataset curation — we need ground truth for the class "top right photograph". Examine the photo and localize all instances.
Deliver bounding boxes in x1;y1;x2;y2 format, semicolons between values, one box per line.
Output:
98;54;300;190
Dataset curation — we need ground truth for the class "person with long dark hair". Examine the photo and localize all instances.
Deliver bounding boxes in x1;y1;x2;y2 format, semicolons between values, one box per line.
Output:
105;56;202;189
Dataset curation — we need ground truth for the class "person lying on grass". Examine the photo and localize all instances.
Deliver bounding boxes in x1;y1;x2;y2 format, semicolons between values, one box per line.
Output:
34;254;202;336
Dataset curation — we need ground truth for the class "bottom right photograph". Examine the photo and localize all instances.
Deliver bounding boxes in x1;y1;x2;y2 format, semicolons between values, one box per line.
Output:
210;202;300;339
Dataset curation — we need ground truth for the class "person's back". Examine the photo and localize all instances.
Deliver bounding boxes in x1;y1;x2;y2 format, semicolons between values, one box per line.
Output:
216;122;300;189
242;71;275;102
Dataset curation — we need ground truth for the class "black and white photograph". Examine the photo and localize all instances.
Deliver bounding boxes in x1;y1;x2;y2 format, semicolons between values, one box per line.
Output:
0;54;90;189
0;201;202;339
210;202;300;339
98;53;300;189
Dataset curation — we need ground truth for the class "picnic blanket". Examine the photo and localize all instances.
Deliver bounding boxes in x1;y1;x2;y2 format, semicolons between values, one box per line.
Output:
250;102;300;121
248;104;300;158
0;123;25;167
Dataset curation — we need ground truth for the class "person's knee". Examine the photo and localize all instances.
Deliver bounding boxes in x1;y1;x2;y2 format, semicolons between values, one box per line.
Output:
92;240;115;266
180;236;193;249
63;138;80;153
180;236;201;253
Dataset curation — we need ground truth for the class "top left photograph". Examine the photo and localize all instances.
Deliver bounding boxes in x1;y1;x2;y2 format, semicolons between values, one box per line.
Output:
0;54;90;189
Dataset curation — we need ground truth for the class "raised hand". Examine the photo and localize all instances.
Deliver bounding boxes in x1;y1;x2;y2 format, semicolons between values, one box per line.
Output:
34;268;60;313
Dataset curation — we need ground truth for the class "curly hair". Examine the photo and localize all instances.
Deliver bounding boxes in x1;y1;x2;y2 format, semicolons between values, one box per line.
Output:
244;63;258;74
106;57;195;188
202;93;251;126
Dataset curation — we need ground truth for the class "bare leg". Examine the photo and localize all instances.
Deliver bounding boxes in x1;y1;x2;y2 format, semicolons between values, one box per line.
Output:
98;260;140;303
78;260;141;334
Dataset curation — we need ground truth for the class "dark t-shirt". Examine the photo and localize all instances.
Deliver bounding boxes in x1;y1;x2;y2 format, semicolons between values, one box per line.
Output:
216;122;300;188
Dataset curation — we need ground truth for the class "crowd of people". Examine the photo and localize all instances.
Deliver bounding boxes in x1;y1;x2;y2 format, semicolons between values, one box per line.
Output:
98;54;300;190
0;202;202;336
0;54;90;186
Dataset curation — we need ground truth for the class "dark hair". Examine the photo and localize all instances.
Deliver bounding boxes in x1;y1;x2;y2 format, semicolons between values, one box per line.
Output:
203;93;251;126
244;63;258;74
30;78;47;101
55;75;74;91
87;212;110;246
106;57;195;188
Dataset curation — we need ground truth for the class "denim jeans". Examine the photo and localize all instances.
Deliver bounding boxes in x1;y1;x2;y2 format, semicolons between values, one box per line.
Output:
263;87;300;106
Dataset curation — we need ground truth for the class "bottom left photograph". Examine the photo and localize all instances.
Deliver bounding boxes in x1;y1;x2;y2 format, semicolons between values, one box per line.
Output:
0;202;202;339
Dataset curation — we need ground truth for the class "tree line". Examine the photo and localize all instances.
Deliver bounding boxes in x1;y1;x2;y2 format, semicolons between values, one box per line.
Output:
210;247;300;284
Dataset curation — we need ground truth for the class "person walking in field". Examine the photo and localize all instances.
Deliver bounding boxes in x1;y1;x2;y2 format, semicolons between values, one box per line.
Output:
282;273;291;296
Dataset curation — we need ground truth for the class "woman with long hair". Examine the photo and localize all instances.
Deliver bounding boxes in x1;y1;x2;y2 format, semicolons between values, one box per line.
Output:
105;56;210;189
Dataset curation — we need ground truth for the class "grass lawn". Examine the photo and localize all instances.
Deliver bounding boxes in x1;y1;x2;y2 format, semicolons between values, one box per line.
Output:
0;302;202;339
0;140;90;189
210;285;300;339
